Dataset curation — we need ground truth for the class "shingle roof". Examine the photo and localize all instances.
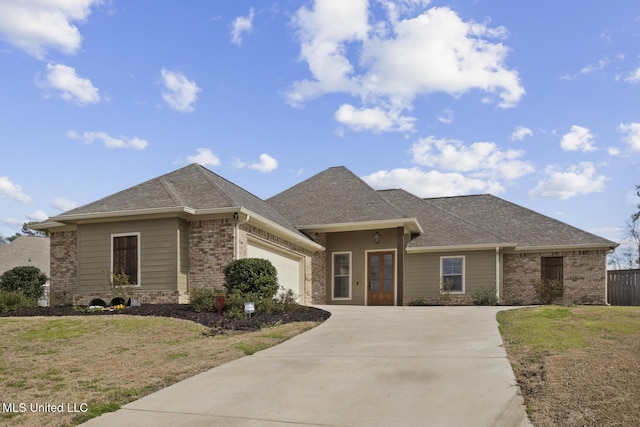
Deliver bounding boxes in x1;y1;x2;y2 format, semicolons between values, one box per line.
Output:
377;189;507;248
267;166;407;227
53;164;304;237
0;236;50;277
427;194;617;248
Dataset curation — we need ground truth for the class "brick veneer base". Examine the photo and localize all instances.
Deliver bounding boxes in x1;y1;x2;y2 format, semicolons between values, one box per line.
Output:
503;250;607;305
73;291;185;306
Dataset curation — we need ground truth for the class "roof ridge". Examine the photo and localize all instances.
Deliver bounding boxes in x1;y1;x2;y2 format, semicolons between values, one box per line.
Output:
158;176;185;206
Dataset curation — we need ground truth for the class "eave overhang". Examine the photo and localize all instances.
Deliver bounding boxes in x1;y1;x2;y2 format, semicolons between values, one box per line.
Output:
406;243;517;254
34;206;324;252
297;218;423;234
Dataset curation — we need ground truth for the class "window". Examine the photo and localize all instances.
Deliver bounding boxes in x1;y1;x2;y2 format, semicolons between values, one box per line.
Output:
332;252;351;299
112;233;140;285
441;256;464;293
541;257;563;285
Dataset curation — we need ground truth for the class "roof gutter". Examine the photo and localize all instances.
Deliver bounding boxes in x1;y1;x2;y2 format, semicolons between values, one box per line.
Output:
298;218;423;234
513;243;619;252
406;243;517;254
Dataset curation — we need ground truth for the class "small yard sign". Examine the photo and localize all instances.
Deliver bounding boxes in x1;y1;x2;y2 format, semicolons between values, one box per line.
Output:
244;302;255;317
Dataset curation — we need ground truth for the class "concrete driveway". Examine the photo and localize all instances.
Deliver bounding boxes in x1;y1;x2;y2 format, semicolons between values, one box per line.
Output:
83;306;530;427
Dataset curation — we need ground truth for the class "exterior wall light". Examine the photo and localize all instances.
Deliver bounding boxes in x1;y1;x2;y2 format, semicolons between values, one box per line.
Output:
373;231;381;244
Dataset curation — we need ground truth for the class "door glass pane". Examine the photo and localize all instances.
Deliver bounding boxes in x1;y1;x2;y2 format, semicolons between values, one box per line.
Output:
370;255;379;292
383;254;393;292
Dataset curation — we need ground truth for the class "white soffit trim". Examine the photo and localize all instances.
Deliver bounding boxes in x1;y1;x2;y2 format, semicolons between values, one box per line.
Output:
298;218;423;234
407;243;517;253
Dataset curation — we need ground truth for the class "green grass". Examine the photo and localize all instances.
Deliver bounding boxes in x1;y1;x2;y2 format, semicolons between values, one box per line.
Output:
234;341;271;355
498;305;640;356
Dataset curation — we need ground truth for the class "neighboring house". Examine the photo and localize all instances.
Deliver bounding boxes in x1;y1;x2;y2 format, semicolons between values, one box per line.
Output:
0;236;50;306
34;164;617;306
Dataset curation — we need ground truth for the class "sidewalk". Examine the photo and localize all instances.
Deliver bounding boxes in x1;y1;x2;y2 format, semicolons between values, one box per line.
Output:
83;305;531;426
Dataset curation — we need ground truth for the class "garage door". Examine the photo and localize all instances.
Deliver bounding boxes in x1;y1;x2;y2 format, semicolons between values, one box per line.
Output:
247;240;303;302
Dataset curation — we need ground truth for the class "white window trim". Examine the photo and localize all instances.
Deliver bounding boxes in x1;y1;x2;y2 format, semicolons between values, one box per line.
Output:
440;255;465;294
111;232;141;287
332;251;352;300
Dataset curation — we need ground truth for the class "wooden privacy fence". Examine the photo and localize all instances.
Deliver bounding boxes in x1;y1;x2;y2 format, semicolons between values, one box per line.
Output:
607;269;640;306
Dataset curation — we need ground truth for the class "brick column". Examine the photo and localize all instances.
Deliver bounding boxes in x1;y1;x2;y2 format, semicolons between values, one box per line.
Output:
49;230;77;306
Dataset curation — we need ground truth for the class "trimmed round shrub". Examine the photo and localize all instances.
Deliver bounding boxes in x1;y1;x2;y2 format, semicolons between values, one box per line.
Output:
223;258;279;300
0;266;47;303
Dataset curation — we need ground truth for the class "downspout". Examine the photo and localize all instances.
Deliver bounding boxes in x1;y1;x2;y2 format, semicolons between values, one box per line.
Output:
495;247;500;299
235;213;250;260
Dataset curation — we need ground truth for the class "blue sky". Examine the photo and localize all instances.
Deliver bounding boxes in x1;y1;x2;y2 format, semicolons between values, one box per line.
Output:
1;0;639;256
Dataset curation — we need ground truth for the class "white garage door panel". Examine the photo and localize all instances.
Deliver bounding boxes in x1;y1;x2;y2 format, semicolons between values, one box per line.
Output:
247;241;302;301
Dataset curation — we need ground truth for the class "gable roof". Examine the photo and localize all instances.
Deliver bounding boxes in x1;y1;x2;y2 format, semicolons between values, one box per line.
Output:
0;236;50;277
44;164;320;250
377;189;511;250
427;194;617;250
267;166;422;233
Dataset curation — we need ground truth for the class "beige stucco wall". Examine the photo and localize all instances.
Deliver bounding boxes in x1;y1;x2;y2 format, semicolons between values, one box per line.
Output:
403;249;498;304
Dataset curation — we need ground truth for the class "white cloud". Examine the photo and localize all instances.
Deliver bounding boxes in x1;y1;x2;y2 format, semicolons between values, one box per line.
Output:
335;104;415;133
362;167;503;197
39;63;100;105
68;130;148;150
618;122;640;151
511;125;532;141
248;153;278;173
231;7;255;46
624;68;640;83
52;197;78;211
608;147;621;156
528;162;608;200
28;210;49;222
410;136;534;180
160;69;201;113
579;57;609;75
0;0;100;59
560;125;596;152
436;108;454;124
186;148;221;167
288;1;524;133
0;177;31;203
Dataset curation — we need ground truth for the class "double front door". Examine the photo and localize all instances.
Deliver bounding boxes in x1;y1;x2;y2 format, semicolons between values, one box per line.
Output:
368;251;394;305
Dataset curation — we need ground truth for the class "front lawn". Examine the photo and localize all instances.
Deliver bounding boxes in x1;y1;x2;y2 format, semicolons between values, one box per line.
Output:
0;315;321;426
498;306;640;427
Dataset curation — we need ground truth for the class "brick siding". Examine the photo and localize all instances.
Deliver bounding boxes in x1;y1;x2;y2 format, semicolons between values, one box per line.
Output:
49;230;77;306
311;233;327;304
188;219;235;291
503;250;607;305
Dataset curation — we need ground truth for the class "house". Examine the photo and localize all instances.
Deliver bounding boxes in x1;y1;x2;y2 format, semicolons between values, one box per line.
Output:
0;235;50;306
34;164;617;306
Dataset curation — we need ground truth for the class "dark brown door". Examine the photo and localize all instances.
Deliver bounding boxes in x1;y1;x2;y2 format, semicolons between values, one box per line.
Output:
368;251;394;305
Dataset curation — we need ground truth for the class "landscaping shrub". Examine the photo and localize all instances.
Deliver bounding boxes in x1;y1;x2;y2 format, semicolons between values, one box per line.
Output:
472;287;499;305
532;279;564;304
408;298;430;306
223;258;279;299
0;265;47;303
0;290;36;313
189;288;224;313
223;287;306;319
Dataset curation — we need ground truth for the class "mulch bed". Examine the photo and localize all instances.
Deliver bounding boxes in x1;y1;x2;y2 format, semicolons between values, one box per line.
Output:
0;304;331;333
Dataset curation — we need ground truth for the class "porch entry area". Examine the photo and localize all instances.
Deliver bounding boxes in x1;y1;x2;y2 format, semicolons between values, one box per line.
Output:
368;251;395;305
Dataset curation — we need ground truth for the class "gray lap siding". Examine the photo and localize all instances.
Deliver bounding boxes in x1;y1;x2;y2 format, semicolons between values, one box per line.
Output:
403;250;497;304
77;218;182;297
